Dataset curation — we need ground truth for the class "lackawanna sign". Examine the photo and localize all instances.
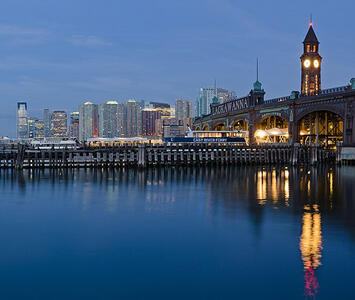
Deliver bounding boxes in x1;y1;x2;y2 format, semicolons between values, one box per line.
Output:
211;97;249;115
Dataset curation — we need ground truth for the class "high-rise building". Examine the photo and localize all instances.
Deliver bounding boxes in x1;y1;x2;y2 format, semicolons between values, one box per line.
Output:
34;120;44;138
142;108;161;136
79;102;99;141
197;88;217;117
126;99;142;137
17;102;28;139
99;101;119;138
43;109;51;137
301;23;322;95
175;99;193;121
28;117;38;138
117;103;126;137
50;111;67;137
69;111;79;139
27;117;45;139
216;88;235;103
196;87;235;117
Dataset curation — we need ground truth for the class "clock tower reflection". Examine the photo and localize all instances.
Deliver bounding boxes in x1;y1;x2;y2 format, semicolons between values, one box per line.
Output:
300;204;323;298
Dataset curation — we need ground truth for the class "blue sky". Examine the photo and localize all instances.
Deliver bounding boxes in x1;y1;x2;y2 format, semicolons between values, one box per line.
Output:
0;0;354;137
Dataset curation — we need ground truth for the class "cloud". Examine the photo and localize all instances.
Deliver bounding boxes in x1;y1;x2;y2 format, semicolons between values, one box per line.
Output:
0;24;48;45
69;35;112;47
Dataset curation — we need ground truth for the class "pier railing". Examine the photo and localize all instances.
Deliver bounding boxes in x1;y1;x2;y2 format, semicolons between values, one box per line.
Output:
0;143;336;169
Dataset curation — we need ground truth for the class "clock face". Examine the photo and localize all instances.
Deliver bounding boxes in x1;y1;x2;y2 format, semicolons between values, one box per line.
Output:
314;60;319;68
304;59;311;68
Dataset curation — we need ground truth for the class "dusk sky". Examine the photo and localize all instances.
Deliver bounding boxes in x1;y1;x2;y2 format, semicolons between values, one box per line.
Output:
1;0;354;137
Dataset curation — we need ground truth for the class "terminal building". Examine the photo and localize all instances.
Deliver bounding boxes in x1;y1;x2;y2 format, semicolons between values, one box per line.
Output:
194;23;355;149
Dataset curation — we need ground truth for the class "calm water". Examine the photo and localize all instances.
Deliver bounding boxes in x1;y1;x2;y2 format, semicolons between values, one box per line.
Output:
0;166;355;299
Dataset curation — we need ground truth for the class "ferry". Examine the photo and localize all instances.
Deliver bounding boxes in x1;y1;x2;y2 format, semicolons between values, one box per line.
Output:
163;127;247;144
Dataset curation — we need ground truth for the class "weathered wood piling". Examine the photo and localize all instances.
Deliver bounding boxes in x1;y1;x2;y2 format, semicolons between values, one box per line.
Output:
0;143;337;169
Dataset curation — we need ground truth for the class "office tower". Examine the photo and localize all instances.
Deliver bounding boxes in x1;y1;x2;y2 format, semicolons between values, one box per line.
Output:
216;88;235;103
28;117;38;138
142;108;161;136
50;111;67;137
117;103;126;137
197;88;217;117
99;101;119;138
35;120;44;138
175;99;193;121
69;111;80;139
43;109;51;137
17;102;28;139
79;102;99;141
196;87;235;117
126;99;142;137
28;118;44;138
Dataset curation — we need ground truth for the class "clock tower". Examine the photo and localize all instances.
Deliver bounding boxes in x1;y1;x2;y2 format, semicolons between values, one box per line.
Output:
301;23;322;95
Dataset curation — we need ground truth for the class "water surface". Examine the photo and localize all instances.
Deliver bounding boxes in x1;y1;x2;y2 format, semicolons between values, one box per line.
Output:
0;166;354;299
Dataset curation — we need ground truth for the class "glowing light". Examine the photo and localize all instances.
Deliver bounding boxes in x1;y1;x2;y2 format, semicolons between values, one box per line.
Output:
300;204;322;298
304;59;311;68
314;60;319;68
254;129;268;138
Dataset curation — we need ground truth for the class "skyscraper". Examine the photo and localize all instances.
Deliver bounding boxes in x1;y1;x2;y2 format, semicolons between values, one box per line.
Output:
79;102;99;141
34;120;44;138
28;117;38;138
175;99;193;121
51;111;67;137
99;101;119;138
117;103;126;137
126;99;142;137
197;88;217;117
43;109;51;137
17;102;28;139
142;108;161;136
69;111;79;139
196;87;235;117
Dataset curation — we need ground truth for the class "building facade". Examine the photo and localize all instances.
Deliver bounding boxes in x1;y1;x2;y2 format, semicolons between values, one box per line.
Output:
99;101;119;138
194;24;355;148
126;100;142;137
50;111;67;137
79;102;99;141
142;108;161;136
17;102;28;139
69;111;79;139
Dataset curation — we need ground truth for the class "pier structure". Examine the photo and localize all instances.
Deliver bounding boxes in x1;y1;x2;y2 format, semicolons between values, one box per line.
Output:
0;143;336;169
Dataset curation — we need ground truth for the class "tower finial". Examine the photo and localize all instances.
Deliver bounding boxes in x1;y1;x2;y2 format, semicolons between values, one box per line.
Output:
310;13;313;26
256;57;259;82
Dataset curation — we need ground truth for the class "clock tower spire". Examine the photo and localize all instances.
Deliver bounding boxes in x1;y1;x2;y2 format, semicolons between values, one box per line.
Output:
301;22;322;95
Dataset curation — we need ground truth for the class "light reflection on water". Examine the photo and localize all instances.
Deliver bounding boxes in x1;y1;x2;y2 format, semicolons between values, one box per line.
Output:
0;166;354;299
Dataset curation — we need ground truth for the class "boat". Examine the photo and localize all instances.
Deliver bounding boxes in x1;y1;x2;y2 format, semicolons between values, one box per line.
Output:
163;127;246;144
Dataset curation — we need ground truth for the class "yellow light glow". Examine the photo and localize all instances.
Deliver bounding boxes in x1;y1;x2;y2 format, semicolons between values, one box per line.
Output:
313;60;319;68
304;59;311;68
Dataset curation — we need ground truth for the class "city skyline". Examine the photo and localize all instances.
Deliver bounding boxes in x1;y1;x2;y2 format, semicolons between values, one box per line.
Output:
0;0;354;137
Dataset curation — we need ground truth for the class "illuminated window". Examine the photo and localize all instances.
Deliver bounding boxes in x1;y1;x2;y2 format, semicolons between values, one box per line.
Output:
313;45;316;52
306;45;310;52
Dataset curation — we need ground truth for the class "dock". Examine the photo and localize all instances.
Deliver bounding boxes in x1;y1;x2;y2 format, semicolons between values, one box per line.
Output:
0;143;338;169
